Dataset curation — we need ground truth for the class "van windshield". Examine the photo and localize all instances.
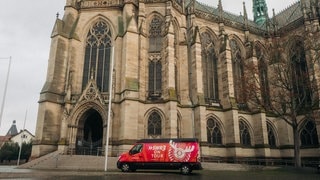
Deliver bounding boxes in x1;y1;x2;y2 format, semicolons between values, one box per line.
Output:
129;144;143;155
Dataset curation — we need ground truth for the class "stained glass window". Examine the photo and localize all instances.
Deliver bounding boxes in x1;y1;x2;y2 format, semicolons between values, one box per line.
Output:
82;21;112;92
300;120;319;146
267;122;276;147
239;120;251;146
201;32;219;104
207;118;222;145
148;111;162;137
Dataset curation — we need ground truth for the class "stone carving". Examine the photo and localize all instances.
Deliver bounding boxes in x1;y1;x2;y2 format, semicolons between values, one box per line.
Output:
80;0;122;8
149;52;162;62
78;80;106;105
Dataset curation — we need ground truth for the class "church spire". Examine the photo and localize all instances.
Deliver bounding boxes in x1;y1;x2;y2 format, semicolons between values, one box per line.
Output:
6;120;18;136
243;2;248;28
253;0;268;25
218;0;224;22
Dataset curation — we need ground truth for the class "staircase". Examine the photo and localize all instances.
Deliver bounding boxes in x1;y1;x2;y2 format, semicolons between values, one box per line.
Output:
19;151;118;171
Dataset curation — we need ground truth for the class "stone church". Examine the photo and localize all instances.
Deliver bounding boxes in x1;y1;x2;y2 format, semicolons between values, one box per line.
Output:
31;0;320;162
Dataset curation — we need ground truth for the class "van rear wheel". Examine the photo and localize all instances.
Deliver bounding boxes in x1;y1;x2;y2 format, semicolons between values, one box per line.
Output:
181;164;191;175
120;163;130;172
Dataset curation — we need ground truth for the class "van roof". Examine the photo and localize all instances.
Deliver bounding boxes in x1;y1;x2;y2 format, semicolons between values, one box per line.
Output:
136;138;198;143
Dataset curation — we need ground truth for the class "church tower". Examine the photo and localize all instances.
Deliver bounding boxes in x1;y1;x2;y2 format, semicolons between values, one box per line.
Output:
253;0;268;25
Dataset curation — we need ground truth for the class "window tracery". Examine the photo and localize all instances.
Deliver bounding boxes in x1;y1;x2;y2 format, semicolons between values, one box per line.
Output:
230;39;246;107
82;21;112;92
289;40;311;109
147;111;162;138
239;120;251;146
201;32;219;105
300;120;319;146
148;16;163;98
256;46;270;108
206;118;222;145
267;122;276;147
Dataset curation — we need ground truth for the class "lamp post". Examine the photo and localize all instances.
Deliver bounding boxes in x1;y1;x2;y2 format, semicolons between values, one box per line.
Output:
0;56;11;128
104;46;115;171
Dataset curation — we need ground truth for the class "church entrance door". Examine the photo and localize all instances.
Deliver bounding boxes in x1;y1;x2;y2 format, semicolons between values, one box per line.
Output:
76;109;103;156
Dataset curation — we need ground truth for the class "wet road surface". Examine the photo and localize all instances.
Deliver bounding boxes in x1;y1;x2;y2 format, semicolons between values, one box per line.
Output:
0;166;319;180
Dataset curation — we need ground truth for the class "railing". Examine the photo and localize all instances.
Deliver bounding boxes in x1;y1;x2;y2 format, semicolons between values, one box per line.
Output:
67;147;129;157
201;156;320;168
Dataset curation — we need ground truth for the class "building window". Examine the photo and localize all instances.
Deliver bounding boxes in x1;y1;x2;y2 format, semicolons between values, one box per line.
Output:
300;120;319;147
207;118;222;145
230;39;246;108
148;59;162;97
290;40;312;109
148;111;162;137
148;16;163;98
267;122;276;148
239;120;251;146
256;46;271;109
177;115;182;138
82;21;112;92
201;32;219;105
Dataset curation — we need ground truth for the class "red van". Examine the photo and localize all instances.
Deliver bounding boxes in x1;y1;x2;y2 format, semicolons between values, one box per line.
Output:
117;138;202;175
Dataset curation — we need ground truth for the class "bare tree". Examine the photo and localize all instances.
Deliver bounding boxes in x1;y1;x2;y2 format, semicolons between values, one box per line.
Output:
243;39;319;168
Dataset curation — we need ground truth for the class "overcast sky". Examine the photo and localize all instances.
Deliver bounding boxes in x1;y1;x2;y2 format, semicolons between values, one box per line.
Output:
0;0;298;135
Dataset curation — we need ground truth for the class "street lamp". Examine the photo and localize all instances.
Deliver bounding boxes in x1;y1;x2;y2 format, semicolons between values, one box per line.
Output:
0;56;11;129
104;46;115;172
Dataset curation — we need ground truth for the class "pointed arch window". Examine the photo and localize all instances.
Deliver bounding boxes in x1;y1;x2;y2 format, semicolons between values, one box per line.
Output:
230;39;246;106
201;32;219;105
267;122;276;148
256;46;270;109
82;21;112;92
300;120;319;147
290;41;312;109
207;118;222;145
148;111;162;137
148;17;163;98
239;120;251;146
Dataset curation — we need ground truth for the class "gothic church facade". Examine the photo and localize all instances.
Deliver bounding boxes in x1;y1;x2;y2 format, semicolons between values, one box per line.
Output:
31;0;320;161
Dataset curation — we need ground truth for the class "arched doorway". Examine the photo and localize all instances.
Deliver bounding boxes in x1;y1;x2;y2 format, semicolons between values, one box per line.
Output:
76;109;103;156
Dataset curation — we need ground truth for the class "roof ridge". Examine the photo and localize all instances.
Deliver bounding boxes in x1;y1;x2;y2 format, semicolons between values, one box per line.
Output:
275;1;300;15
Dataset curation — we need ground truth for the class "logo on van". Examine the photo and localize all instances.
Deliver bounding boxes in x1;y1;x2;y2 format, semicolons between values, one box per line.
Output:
168;140;195;162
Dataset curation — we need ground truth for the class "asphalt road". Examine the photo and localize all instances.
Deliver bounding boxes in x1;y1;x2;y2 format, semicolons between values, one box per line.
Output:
0;166;319;180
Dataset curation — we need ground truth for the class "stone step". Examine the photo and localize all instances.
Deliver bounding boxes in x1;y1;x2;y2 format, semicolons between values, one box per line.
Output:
19;152;118;170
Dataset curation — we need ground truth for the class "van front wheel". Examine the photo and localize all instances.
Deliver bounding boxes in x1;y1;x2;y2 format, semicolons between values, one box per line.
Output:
120;163;130;172
181;164;191;175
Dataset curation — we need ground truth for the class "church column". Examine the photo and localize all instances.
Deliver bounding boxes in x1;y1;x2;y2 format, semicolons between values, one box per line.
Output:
186;2;205;141
219;38;235;109
163;1;178;138
253;112;270;157
219;38;241;157
121;2;139;97
118;2;140;141
164;1;177;100
189;29;204;105
31;36;69;158
247;46;270;157
189;25;207;141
